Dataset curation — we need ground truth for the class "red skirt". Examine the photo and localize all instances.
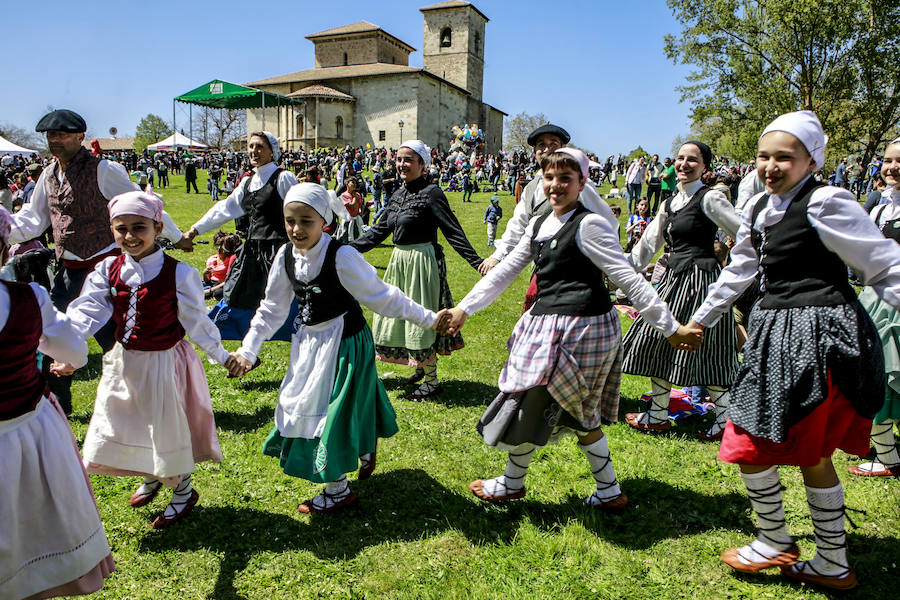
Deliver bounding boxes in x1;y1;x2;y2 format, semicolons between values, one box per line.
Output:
719;370;872;467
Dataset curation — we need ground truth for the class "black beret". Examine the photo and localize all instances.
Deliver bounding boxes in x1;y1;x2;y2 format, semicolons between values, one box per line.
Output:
527;123;571;147
35;109;86;133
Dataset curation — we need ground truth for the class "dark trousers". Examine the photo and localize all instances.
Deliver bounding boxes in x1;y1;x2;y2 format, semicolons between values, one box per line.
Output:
186;179;199;193
656;188;674;215
646;182;661;213
48;263;117;414
159;172;169;187
627;183;642;212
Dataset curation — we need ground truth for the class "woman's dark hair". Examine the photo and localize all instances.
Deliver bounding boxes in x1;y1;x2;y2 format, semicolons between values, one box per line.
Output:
220;233;242;255
682;140;713;170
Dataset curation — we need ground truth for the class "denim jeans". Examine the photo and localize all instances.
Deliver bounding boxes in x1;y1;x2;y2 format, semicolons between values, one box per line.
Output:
627;183;642;212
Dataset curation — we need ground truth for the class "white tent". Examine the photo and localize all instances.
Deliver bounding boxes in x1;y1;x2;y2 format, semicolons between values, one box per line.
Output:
147;132;208;151
0;134;39;156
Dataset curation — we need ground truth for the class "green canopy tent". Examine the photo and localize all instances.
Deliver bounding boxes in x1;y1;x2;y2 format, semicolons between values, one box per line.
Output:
172;79;303;149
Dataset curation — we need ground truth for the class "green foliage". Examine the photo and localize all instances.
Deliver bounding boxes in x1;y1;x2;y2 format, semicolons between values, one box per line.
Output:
68;171;899;598
626;146;649;161
134;113;171;152
664;0;900;167
503;111;548;152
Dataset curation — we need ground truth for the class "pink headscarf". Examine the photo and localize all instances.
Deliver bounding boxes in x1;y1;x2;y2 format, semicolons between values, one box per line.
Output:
108;186;164;222
0;206;13;247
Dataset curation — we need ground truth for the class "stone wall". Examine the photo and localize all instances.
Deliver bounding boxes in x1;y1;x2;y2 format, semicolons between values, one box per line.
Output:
313;33;410;68
422;5;486;100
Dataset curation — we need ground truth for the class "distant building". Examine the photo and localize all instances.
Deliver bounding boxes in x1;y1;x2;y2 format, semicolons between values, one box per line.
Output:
245;1;504;153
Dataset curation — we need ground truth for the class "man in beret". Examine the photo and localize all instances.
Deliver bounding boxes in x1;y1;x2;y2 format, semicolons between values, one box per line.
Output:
8;109;188;413
477;123;616;281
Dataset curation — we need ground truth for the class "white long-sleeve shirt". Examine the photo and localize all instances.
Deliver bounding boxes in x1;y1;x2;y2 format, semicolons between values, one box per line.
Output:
191;162;298;235
692;176;900;327
10;159;182;259
629;178;740;272
735;168;766;213
458;207;680;337
490;172;618;261
66;249;230;365
0;282;88;368
237;233;437;363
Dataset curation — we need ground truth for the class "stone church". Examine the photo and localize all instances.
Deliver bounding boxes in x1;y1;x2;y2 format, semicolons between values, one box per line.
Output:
245;1;504;153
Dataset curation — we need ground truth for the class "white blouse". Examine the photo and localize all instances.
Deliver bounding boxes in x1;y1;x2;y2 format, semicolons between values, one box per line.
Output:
11;159;183;260
871;187;900;225
237;233;437;363
692;177;900;327
191;162;298;235
629;178;740;272
66;249;230;365
458;207;679;337
0;281;89;368
489;173;618;262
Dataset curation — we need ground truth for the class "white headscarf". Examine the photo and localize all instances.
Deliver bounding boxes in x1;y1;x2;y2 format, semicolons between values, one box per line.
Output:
399;139;431;167
283;182;332;222
760;110;827;170
258;131;281;164
554;148;589;179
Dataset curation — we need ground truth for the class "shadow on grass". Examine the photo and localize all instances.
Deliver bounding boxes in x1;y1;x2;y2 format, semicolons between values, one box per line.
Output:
232;378;283;393
138;468;753;599
380;378;494;408
214;404;274;433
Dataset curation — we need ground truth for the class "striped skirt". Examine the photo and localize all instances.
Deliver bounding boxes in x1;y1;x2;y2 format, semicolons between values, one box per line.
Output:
622;264;737;387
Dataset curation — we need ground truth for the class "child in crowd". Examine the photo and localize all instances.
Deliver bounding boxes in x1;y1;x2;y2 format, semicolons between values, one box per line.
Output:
63;189;233;529
203;231;241;299
228;183;449;513
0;206;115;599
444;149;700;508
848;136;900;477
624;197;652;251
338;177;365;242
483;195;502;248
689;111;900;590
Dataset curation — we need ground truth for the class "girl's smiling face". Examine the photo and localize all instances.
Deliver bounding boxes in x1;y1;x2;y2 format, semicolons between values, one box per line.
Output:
542;164;585;216
284;202;325;253
756;131;816;195
248;135;274;168
111;215;162;260
881;143;900;188
674;143;705;184
396;147;425;182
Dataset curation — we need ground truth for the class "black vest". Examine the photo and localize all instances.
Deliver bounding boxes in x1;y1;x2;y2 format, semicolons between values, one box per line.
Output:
241;168;288;241
663;186;720;274
530;203;612;317
283;239;365;339
750;178;856;308
873;204;900;244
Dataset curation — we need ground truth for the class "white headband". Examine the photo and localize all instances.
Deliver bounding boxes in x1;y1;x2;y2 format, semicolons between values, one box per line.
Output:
553;148;589;179
283;182;332;223
760;110;827;170
399;139;431;167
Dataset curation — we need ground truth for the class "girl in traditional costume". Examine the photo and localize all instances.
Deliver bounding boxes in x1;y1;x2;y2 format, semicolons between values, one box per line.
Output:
66;189;231;528
444;149;700;508
0;206;115;599
228;183;447;512
690;111;900;590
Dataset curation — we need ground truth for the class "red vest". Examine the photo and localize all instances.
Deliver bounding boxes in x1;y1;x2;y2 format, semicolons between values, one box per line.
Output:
108;253;186;351
0;281;47;420
45;147;116;259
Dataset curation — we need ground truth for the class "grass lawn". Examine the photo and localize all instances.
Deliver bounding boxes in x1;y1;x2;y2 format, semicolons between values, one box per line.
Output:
65;171;899;599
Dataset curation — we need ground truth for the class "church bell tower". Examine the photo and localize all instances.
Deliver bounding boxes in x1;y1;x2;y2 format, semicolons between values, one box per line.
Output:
420;1;487;101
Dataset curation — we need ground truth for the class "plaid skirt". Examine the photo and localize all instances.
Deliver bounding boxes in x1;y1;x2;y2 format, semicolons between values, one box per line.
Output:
494;309;622;428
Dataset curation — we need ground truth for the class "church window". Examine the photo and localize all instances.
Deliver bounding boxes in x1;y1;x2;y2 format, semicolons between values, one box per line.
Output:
343;52;348;66
296;116;304;137
336;116;344;138
440;27;452;48
378;130;386;141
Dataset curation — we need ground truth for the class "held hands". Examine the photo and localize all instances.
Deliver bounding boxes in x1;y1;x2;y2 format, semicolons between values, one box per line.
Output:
49;361;76;377
666;321;705;352
477;257;499;276
433;308;453;333
443;307;467;336
174;228;198;253
224;352;254;378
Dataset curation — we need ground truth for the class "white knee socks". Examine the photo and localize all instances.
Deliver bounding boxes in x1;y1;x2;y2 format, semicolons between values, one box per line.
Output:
481;444;535;496
162;474;194;519
579;436;622;504
801;483;851;578
639;378;670;425
871;420;900;467
735;466;794;565
705;387;729;437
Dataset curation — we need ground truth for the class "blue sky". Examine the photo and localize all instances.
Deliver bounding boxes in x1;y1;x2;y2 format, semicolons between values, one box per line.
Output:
4;0;694;158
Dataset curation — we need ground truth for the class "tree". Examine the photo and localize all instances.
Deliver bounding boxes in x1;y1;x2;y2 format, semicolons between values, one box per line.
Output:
626;146;649;161
0;122;44;153
664;0;900;169
134;114;171;152
190;107;246;151
503;111;548;152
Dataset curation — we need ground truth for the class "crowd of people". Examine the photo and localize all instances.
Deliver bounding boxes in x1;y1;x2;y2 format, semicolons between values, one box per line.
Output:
1;107;899;600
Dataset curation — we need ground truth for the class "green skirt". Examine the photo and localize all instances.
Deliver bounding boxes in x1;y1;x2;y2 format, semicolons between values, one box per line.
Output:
860;286;900;422
373;242;464;367
263;324;399;483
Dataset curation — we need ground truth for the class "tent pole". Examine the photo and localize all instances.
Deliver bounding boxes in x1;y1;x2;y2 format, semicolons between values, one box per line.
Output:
277;96;281;145
172;100;176;143
189;104;192;149
262;93;266;130
315;97;319;149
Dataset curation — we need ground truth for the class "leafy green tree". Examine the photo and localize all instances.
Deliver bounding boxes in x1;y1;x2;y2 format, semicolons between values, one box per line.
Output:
664;0;900;168
626;146;648;161
134;114;171;152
